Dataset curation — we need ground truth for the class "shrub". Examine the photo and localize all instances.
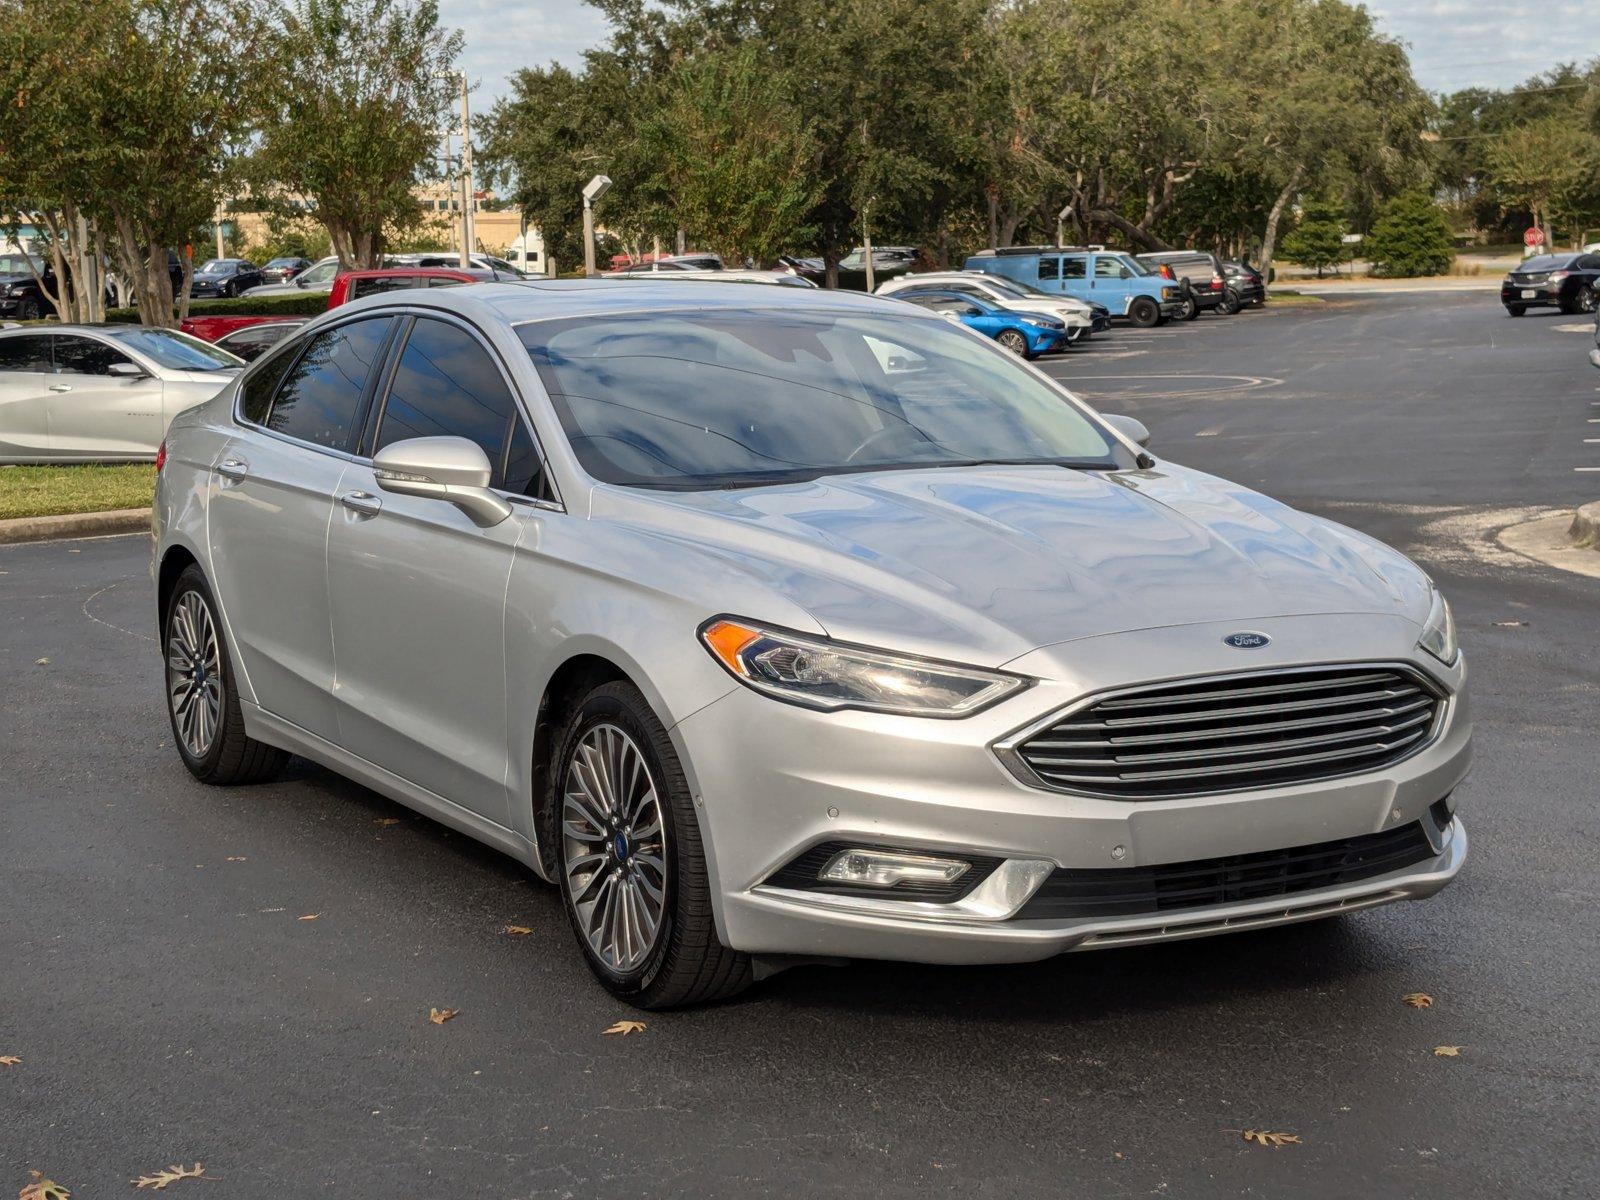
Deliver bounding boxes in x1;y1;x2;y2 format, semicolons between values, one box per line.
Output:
105;292;331;323
1281;198;1347;276
1365;192;1455;277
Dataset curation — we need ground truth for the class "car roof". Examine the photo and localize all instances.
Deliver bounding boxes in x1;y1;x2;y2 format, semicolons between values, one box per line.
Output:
343;267;495;280
327;278;915;327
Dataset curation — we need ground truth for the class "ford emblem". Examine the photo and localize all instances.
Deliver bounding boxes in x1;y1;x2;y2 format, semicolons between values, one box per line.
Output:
1222;631;1271;649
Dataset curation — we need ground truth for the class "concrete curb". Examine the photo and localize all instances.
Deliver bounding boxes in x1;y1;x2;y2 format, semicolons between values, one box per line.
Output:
1570;501;1600;551
0;507;150;545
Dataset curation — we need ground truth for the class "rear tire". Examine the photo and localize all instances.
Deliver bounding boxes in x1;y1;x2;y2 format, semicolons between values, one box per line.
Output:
554;681;752;1009
163;566;288;785
1128;297;1160;327
16;296;41;321
1506;304;1526;317
1217;289;1240;316
996;329;1029;356
1577;286;1597;315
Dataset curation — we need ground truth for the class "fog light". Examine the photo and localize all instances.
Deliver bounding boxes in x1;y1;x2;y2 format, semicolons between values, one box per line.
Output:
818;848;970;890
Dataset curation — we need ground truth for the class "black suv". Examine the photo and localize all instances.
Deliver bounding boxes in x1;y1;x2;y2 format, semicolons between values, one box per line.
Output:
0;252;53;320
1137;251;1230;319
189;258;265;299
1502;253;1600;316
1221;261;1266;308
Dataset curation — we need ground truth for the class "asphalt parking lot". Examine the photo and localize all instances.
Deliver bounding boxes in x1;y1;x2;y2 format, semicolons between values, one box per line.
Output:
4;292;1597;1198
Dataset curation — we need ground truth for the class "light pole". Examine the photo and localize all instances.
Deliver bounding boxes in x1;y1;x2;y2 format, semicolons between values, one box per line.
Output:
582;174;612;278
862;197;876;293
1056;203;1073;248
455;72;474;268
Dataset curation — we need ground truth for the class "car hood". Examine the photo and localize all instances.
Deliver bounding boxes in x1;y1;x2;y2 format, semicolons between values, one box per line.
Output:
600;462;1432;666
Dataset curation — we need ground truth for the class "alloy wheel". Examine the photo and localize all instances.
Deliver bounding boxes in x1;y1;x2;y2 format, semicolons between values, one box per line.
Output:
166;590;223;758
562;723;668;974
997;330;1028;355
1581;287;1597;314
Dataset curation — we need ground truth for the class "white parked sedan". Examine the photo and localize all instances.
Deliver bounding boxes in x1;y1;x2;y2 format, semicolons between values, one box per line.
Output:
0;325;241;463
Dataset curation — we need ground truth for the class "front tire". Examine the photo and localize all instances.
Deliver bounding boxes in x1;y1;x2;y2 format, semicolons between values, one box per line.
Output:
996;328;1030;356
163;566;287;785
1218;288;1241;316
16;296;41;321
1128;297;1160;327
554;681;752;1009
1177;294;1200;321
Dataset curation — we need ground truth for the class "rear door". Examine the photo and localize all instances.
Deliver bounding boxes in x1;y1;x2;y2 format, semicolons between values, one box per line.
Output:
46;334;166;459
0;334;53;460
1058;254;1091;303
324;314;533;821
206;316;397;741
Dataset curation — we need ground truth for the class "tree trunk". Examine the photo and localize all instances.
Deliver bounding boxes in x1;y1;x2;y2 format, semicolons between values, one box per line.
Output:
1258;166;1304;284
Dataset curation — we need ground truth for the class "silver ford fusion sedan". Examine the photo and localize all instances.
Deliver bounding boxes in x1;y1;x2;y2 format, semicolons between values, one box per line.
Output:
151;281;1470;1008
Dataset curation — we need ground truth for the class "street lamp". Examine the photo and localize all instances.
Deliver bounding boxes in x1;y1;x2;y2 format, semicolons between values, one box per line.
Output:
582;174;612;278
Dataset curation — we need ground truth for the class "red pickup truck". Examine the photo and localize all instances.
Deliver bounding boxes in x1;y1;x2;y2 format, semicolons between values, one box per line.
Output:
326;267;500;308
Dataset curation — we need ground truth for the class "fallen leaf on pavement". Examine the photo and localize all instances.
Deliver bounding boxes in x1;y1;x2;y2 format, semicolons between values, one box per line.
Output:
375;818;401;826
34;658;49;666
225;857;246;862
19;1171;70;1200
0;1055;19;1066
1402;992;1434;1009
1493;620;1527;627
429;1007;459;1025
130;1162;212;1190
1241;1130;1301;1148
297;914;319;922
603;1019;646;1037
1433;1045;1463;1057
503;925;534;936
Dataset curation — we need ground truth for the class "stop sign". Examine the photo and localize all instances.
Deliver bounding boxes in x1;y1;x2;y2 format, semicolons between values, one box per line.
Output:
1524;226;1545;248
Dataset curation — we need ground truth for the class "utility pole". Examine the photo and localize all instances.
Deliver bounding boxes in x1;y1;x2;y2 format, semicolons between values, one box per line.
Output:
457;72;474;268
214;201;225;260
862;198;875;293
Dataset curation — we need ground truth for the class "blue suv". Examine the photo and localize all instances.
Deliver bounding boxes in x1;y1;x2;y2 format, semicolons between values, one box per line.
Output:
896;289;1070;358
963;246;1182;327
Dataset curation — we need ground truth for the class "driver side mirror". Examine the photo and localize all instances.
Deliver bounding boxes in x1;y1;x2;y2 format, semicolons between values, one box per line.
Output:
1101;413;1151;448
107;361;147;379
372;436;513;528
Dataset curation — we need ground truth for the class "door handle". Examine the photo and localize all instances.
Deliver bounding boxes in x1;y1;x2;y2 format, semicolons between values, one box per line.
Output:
48;383;72;393
339;490;382;516
217;458;249;481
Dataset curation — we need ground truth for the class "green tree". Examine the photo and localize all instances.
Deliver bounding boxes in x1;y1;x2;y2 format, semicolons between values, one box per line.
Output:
1280;198;1347;275
1485;115;1600;249
252;0;462;269
1364;191;1455;277
642;46;821;264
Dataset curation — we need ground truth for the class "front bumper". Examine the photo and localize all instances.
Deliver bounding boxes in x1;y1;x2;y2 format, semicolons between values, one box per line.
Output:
1589;346;1600;370
674;613;1472;966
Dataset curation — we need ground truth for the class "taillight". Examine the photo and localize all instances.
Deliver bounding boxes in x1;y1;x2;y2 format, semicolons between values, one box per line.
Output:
1210;275;1223;290
1159;264;1176;279
155;440;167;472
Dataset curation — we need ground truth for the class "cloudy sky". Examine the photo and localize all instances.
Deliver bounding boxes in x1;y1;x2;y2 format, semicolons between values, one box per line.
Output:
440;0;1600;113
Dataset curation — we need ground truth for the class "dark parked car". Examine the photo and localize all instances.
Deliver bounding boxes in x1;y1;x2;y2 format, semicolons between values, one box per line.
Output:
1502;253;1600;316
1221;260;1266;308
188;258;265;300
1138;251;1230;320
0;253;54;321
260;256;312;284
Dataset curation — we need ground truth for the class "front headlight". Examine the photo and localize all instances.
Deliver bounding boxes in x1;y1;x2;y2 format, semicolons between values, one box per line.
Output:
699;618;1029;717
1418;587;1458;665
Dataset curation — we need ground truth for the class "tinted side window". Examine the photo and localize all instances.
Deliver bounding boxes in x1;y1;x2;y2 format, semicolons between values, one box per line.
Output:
53;336;131;375
265;318;391;449
0;335;51;371
1061;257;1087;279
503;419;545;499
1036;257;1060;281
373;318;517;483
221;324;296;360
240;339;306;424
351;275;423;300
1093;257;1124;279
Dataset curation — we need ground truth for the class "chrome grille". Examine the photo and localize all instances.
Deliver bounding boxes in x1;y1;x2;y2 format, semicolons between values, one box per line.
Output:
1509;272;1548;286
1014;666;1442;798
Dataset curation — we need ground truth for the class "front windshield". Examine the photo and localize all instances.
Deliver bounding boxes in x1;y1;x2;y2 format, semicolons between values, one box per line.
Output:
520;309;1117;490
198;259;232;272
0;254;44;275
103;327;241;371
297;260;338;285
1116;255;1152;276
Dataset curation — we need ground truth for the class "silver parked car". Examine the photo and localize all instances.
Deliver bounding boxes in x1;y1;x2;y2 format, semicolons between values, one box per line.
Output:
0;325;240;463
151;281;1470;1008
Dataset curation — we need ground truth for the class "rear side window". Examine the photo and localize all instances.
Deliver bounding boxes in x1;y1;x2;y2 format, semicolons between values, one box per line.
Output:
239;343;299;423
351;275;423;300
1036;257;1060;281
1061;257;1087;279
0;335;51;371
265;317;392;449
372;318;518;483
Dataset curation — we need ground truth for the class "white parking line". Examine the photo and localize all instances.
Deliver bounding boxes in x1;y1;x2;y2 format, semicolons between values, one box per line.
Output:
1577;467;1600;472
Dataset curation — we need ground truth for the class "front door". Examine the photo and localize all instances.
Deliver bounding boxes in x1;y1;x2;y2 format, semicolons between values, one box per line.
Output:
46;334;164;459
0;334;53;460
1089;254;1133;313
325;314;535;823
206;316;396;742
